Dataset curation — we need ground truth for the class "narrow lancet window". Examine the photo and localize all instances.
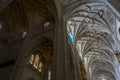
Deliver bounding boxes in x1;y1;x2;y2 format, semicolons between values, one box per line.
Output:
29;54;34;64
38;62;43;72
48;71;51;80
34;55;39;69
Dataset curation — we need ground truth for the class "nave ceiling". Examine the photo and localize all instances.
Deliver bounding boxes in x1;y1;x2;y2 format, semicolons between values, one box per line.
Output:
0;0;57;45
0;0;120;80
66;1;120;80
0;0;57;66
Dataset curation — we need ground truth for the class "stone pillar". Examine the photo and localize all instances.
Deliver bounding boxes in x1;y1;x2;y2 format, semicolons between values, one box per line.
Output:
72;47;82;80
52;12;82;80
10;21;55;80
9;24;36;80
54;17;67;80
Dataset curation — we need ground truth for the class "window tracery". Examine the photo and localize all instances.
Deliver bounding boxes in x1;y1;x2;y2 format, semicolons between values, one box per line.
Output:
29;54;43;72
29;37;53;80
34;54;39;69
29;54;34;64
38;61;42;72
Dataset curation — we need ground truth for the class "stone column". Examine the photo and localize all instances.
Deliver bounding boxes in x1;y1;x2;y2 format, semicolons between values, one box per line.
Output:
9;23;37;80
54;18;67;80
9;39;30;80
52;11;82;80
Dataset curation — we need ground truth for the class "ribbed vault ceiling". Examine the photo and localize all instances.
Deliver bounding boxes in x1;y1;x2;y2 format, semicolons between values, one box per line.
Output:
0;0;57;65
66;1;120;80
0;0;57;44
0;0;120;79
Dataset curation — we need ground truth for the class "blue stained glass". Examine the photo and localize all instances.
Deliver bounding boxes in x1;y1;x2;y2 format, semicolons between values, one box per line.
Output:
68;32;74;43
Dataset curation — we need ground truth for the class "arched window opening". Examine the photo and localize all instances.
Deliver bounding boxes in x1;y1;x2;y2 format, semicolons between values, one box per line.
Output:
22;31;28;37
38;61;43;72
34;55;39;69
44;21;50;28
29;53;43;72
29;37;53;80
29;54;35;64
48;70;51;80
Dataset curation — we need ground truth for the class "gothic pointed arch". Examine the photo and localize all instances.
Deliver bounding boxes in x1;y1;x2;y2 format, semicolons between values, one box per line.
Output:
65;0;120;80
29;36;53;80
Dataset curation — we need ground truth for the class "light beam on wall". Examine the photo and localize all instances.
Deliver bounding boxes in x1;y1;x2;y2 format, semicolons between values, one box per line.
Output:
78;51;83;60
76;43;83;60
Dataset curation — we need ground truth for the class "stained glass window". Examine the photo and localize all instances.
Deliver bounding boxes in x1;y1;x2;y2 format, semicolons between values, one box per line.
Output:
38;62;42;72
22;31;27;37
34;55;39;69
29;38;53;79
43;21;51;30
67;19;80;43
48;71;51;80
68;32;74;43
29;54;34;64
29;54;43;72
